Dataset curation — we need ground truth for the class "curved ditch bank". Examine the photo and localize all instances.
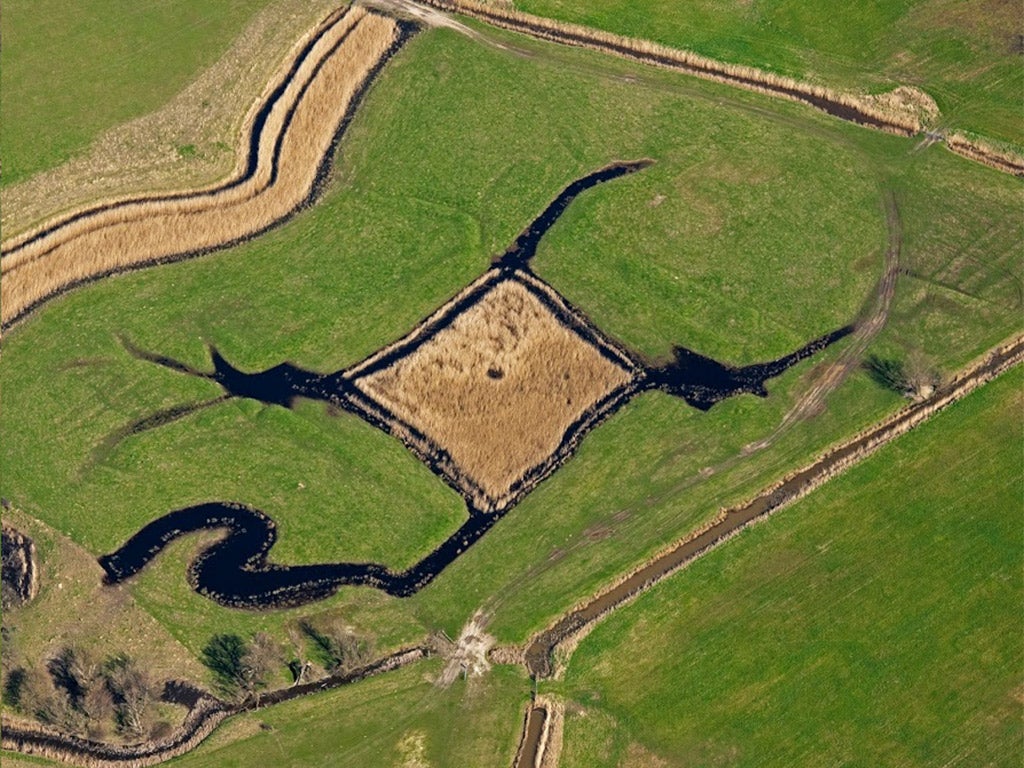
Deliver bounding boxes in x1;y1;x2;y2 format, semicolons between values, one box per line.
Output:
523;335;1024;678
1;647;427;767
414;0;1024;177
416;0;919;135
99;163;853;608
0;11;414;332
0;5;350;257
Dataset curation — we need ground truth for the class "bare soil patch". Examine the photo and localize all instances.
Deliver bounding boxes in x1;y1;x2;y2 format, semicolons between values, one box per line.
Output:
437;613;496;686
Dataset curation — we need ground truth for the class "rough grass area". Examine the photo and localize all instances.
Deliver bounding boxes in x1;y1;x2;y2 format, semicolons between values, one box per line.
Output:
171;661;529;768
356;277;632;505
553;366;1023;767
0;0;276;188
518;0;1024;147
2;9;400;328
0;509;207;720
0;18;1020;715
0;0;341;237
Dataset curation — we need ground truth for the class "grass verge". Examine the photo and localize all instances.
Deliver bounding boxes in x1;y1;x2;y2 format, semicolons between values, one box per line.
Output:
553;365;1023;767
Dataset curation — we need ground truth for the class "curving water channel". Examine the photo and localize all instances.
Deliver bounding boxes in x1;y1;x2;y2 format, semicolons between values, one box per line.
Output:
100;162;853;608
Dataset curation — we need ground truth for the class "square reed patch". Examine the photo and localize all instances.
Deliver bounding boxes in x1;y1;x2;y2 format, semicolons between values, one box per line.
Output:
347;271;638;512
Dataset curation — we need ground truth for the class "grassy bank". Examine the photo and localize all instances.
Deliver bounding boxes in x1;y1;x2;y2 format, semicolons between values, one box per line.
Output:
518;0;1024;147
554;365;1023;766
173;661;530;768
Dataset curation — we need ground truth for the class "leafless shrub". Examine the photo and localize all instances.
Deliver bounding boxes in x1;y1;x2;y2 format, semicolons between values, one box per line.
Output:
865;350;939;401
16;665;63;725
105;655;158;738
301;619;374;673
240;632;282;695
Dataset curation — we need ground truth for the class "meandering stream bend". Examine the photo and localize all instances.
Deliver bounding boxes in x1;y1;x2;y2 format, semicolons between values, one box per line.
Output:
100;163;854;608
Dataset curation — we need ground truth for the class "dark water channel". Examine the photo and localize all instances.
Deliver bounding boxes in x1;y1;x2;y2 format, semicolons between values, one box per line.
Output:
101;162;852;608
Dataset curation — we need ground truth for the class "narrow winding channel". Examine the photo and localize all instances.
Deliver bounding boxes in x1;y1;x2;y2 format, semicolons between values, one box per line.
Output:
99;162;854;608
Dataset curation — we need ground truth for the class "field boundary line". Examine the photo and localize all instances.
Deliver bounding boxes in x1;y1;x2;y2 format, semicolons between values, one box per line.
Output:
520;333;1024;678
410;0;1024;177
0;647;428;767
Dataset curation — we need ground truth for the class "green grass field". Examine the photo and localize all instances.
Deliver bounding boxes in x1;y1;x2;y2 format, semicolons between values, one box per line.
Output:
553;365;1023;767
0;0;283;187
169;662;530;768
2;20;1021;652
1;8;1021;761
518;0;1024;147
1;660;531;768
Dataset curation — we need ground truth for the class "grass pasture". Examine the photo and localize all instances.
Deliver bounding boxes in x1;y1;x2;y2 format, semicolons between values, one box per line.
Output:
0;12;1021;761
172;661;531;768
0;0;278;188
517;0;1024;147
554;365;1023;767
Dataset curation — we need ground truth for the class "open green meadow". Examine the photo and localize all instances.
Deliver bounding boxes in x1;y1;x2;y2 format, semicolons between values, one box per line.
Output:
0;0;282;187
552;365;1023;767
3;18;1021;652
1;6;1021;762
519;0;1024;147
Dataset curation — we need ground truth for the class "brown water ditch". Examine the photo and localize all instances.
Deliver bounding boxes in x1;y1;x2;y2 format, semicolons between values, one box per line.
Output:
99;162;853;608
522;335;1024;678
513;705;548;768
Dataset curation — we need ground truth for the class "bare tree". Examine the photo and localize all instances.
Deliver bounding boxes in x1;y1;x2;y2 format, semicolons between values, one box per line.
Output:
904;348;940;400
240;632;281;698
105;656;156;737
82;681;116;734
864;350;939;401
301;619;374;674
17;665;62;724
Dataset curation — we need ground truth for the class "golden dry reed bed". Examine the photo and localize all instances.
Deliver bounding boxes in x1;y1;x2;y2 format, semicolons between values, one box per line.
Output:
356;278;633;505
1;0;343;239
0;7;400;330
1;3;352;256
